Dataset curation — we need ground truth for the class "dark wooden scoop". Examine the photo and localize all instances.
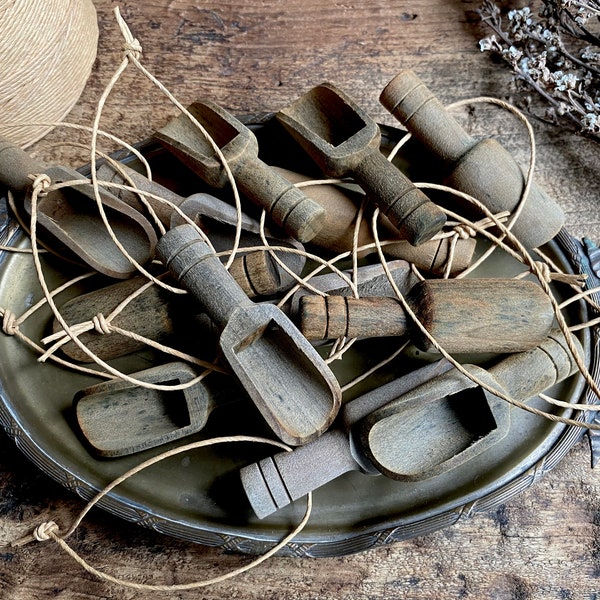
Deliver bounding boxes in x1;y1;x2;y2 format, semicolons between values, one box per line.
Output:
156;223;342;446
298;278;555;354
240;329;582;518
275;83;447;246
0;135;157;278
154;101;326;243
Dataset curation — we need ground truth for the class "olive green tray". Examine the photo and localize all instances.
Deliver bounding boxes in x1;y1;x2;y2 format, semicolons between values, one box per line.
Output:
0;119;597;557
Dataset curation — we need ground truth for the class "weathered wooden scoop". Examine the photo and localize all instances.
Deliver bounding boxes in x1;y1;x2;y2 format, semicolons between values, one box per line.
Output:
0;135;157;278
240;329;582;518
156;223;342;446
275;83;447;246
74;362;234;457
154;101;326;243
298;278;555;354
379;70;564;248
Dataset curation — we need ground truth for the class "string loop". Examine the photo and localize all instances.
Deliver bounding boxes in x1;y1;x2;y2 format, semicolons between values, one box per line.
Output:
92;313;111;335
2;310;18;336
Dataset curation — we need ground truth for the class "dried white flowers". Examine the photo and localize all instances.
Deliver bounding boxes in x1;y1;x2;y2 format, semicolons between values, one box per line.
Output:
479;1;600;138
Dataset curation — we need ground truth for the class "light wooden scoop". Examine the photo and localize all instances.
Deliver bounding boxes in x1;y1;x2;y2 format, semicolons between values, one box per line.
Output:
299;278;555;354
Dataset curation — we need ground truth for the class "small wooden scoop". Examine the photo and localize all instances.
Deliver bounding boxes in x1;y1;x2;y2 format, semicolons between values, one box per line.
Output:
0;135;157;278
275;83;447;246
240;329;582;518
379;70;564;248
154;101;326;243
156;223;342;446
74;362;234;457
298;278;555;354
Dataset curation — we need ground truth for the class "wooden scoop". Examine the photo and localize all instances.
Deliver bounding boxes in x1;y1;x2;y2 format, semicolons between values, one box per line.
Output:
240;329;582;518
0;135;157;278
298;278;555;354
275;83;447;246
154;101;326;243
74;362;235;457
156;223;342;446
379;70;564;248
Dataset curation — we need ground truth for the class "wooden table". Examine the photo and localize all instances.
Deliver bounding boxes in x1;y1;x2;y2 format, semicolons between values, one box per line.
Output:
1;1;600;598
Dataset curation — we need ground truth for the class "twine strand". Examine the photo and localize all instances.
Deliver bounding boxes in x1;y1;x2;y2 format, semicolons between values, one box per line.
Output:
10;436;313;592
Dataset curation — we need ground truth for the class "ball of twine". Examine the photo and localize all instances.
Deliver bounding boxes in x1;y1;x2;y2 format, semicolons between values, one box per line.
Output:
0;0;98;148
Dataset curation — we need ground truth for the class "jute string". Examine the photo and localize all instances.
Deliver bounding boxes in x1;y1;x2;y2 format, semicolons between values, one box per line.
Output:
0;0;98;148
0;5;599;591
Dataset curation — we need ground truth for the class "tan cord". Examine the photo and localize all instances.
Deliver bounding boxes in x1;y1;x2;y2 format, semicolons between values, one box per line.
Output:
0;0;98;147
9;436;313;592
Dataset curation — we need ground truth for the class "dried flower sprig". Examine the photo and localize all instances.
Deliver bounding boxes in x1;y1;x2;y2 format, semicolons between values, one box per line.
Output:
478;1;600;140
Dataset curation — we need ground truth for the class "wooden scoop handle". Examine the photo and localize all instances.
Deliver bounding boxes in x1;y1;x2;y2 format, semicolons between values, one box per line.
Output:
352;149;447;246
489;328;583;399
237;157;326;243
156;224;253;329
300;295;409;340
0;135;47;192
299;278;555;354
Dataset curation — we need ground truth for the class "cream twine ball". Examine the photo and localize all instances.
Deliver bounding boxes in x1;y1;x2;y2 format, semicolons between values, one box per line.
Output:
0;0;98;148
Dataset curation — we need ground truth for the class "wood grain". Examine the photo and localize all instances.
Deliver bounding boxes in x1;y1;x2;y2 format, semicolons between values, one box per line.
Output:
1;1;600;598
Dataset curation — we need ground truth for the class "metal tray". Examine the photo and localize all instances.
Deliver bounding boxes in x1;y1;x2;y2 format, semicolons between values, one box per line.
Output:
0;119;597;557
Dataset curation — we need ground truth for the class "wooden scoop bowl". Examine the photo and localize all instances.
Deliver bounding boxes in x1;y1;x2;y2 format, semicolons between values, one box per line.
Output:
275;83;447;246
156;223;342;446
74;362;236;457
0;135;157;278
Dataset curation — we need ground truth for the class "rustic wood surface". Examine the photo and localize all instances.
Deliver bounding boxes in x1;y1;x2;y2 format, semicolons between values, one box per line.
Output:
1;0;600;598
